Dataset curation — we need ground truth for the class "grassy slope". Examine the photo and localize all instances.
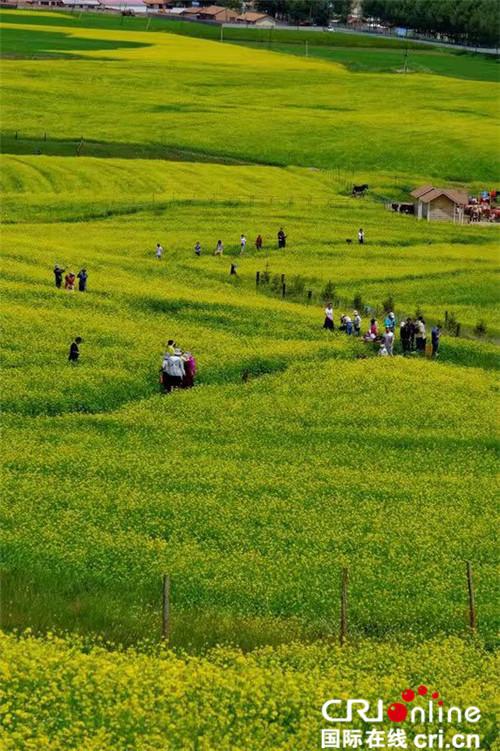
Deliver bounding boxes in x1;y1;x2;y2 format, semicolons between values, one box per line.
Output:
0;15;498;748
1;13;499;180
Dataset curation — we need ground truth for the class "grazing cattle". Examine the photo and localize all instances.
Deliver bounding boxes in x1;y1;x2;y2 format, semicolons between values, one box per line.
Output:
352;183;369;197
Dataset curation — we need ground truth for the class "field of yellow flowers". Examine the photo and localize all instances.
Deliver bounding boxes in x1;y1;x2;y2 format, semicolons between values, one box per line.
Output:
0;631;498;750
0;10;498;748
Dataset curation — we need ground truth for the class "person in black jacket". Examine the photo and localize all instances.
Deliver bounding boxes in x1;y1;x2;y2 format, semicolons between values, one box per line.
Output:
69;337;83;362
54;265;65;289
77;269;88;292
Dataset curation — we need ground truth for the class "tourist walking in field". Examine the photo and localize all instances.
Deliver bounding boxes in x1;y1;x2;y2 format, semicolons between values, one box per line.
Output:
240;234;247;254
54;264;65;289
323;303;334;330
155;243;164;260
182;352;196;388
68;336;82;363
400;319;410;354
431;325;441;357
64;271;76;291
255;234;263;250
77;268;88;292
384;327;394;355
161;349;185;393
407;318;416;351
345;314;353;335
384;311;396;331
353;311;362;336
415;316;426;352
277;228;286;249
214;240;224;257
358;228;365;245
194;242;201;257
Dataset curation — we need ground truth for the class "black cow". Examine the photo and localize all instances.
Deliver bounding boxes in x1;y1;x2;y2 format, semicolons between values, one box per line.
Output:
352;184;369;197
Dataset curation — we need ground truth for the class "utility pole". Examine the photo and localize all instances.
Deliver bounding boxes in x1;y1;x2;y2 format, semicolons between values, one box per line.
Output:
403;43;409;73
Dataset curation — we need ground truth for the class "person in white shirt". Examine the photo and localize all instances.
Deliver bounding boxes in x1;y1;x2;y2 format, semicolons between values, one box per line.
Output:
378;343;389;357
384;327;394;355
162;350;185;393
358;228;365;244
156;243;164;260
323;303;334;330
353;311;362;336
240;234;247;254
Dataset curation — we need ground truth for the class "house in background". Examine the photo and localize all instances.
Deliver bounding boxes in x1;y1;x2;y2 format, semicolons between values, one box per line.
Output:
236;11;275;26
411;185;468;222
197;4;238;22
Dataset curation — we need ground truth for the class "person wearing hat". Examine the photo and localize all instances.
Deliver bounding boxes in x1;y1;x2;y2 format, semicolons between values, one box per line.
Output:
54;264;65;289
384;311;396;331
161;349;185;393
353;311;362;336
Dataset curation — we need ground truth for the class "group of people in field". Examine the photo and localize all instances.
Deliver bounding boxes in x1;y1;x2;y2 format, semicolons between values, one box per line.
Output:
160;340;197;393
323;305;441;357
155;229;287;261
54;264;88;292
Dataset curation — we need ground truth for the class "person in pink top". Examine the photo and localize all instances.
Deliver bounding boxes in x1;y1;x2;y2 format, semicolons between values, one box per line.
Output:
182;353;196;389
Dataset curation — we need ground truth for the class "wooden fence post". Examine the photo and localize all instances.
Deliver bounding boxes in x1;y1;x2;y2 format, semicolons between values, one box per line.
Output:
340;567;349;646
466;561;477;635
162;574;170;641
281;273;286;284
456;323;461;337
444;310;448;326
281;283;286;298
307;290;312;303
256;271;260;286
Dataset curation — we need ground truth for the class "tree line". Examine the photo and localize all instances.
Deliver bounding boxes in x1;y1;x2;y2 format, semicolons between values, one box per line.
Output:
253;0;350;26
362;0;500;47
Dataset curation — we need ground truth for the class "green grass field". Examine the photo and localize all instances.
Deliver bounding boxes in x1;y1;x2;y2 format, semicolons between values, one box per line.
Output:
0;10;498;749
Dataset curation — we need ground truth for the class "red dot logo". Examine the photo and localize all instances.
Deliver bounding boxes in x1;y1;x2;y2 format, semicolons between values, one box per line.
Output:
432;692;439;700
388;703;408;723
401;689;415;703
438;701;444;706
418;685;428;696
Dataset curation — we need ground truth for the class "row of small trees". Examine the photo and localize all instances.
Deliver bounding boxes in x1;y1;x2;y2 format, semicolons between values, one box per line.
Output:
362;0;500;47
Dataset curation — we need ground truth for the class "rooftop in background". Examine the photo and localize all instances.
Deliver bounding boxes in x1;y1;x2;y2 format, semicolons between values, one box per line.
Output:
411;185;468;205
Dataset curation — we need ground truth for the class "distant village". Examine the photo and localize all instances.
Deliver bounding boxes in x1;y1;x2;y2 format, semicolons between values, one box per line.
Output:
9;0;280;25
